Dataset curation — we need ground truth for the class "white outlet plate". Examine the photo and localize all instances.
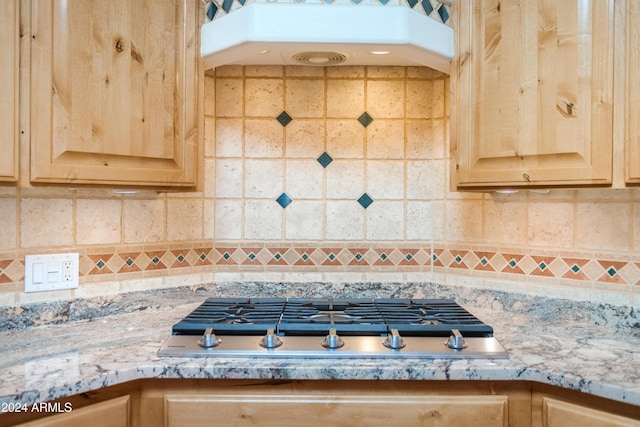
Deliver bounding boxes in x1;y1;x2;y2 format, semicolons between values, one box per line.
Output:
25;253;79;293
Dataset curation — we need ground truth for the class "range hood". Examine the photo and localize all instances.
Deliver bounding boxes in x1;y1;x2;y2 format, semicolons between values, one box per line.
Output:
201;3;454;73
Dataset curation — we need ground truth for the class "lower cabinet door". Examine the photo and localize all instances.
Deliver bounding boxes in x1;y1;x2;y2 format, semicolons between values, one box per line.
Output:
539;397;640;427
164;393;509;427
14;396;130;427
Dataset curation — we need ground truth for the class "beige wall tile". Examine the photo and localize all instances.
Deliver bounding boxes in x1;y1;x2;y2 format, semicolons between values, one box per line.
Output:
76;199;121;245
123;199;165;243
0;198;17;250
445;200;483;243
215;199;243;240
244;119;284;158
245;78;284;117
326;161;364;199
326;200;364;240
528;202;574;247
576;202;631;251
245;159;284;198
483;200;527;245
366;80;405;119
215;78;243;117
21;198;73;248
367;161;405;200
244;200;283;240
286;80;325;117
286;160;324;200
366;120;405;159
326;119;365;159
167;199;203;241
407;160;445;200
216;159;244;198
285;119;325;158
366;201;404;240
285;201;324;240
215;118;243;157
407;201;444;241
327;80;365;118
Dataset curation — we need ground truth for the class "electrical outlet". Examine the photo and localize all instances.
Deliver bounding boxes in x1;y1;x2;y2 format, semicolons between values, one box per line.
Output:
25;253;79;293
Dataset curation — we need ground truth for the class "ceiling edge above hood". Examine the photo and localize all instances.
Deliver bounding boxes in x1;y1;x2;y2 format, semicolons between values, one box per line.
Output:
201;3;454;74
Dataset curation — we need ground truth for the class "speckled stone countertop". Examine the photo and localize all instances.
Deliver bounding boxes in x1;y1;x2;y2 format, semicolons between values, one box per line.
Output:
0;282;638;407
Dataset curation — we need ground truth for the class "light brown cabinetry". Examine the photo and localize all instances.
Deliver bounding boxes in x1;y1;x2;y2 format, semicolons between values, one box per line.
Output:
0;1;19;182
14;396;130;427
29;0;201;188
139;380;531;427
452;0;614;189
532;385;640;427
625;0;640;184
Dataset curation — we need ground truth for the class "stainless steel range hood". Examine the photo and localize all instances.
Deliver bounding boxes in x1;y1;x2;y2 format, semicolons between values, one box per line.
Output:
200;3;454;73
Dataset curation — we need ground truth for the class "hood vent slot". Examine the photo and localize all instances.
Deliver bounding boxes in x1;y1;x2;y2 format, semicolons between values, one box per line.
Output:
291;51;349;66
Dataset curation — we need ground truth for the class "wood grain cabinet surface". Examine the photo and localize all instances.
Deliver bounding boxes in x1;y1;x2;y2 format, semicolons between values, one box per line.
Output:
29;0;200;188
625;0;640;184
452;0;614;189
0;1;19;182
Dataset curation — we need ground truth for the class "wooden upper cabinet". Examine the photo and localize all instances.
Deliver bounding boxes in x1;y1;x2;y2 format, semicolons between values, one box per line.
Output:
0;1;19;183
452;0;614;189
30;0;200;188
626;0;640;184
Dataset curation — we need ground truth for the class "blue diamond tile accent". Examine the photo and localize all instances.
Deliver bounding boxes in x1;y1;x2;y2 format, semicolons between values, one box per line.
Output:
432;254;438;261
177;254;185;262
238;0;246;4
508;259;517;268
152;256;160;265
357;193;373;209
223;252;231;260
276;193;293;208
357;112;374;127
97;260;105;269
301;253;309;261
317;152;333;168
380;253;388;261
221;0;233;13
422;0;434;15
405;253;413;261
248;252;256;260
378;0;390;4
328;253;336;261
200;252;207;261
480;257;488;266
607;267;617;277
455;255;462;264
539;262;547;271
407;0;419;7
277;111;293;127
274;253;282;260
437;5;449;23
571;264;580;273
206;2;218;20
355;253;363;260
125;257;134;266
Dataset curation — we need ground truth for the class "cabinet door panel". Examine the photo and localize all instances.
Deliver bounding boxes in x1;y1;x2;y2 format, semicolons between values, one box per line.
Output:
15;395;130;427
453;0;613;188
626;0;640;184
0;1;19;182
540;397;640;427
165;394;508;427
30;0;199;188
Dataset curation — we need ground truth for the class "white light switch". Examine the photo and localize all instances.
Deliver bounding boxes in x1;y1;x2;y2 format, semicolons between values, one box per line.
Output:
25;253;79;293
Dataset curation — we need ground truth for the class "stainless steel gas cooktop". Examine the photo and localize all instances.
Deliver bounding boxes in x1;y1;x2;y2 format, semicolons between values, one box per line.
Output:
158;297;508;359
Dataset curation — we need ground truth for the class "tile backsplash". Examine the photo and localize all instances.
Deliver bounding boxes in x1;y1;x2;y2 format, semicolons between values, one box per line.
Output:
0;65;639;308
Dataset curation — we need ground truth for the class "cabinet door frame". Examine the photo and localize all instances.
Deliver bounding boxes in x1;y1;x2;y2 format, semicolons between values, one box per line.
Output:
0;1;19;182
452;0;614;190
625;0;640;184
29;0;201;189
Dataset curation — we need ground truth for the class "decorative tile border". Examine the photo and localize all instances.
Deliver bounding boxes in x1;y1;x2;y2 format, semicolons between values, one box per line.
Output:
1;244;639;289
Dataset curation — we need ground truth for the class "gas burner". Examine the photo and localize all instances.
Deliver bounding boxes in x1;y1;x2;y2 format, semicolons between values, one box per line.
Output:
159;297;508;359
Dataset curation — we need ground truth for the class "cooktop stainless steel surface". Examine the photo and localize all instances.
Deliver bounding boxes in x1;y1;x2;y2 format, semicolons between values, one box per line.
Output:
158;297;508;359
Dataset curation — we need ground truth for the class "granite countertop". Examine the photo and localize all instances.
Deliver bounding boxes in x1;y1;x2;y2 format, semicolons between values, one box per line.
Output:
0;282;638;408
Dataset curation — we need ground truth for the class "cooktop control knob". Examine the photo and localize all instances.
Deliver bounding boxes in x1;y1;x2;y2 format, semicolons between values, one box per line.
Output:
259;328;283;349
445;329;468;350
198;328;221;348
321;328;344;349
383;328;406;350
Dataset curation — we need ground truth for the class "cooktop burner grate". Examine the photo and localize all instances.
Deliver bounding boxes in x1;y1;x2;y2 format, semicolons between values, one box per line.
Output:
170;297;493;337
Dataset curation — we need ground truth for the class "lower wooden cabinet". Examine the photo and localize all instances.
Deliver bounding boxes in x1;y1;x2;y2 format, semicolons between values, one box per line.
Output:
2;380;640;427
139;380;531;427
